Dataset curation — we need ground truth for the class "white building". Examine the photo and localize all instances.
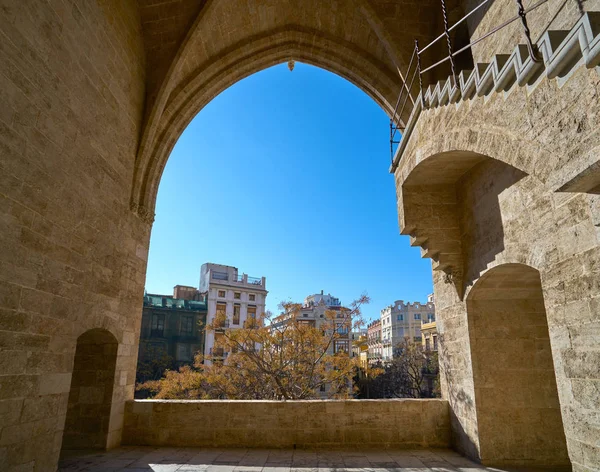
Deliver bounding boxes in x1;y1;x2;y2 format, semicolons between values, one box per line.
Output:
200;263;267;361
380;299;435;362
303;291;341;308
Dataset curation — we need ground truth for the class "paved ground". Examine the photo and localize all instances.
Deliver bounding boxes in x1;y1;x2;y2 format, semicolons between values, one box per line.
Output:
58;447;513;471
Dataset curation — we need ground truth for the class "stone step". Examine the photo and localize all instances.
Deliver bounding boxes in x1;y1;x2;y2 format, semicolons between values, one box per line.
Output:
391;11;600;173
423;11;600;109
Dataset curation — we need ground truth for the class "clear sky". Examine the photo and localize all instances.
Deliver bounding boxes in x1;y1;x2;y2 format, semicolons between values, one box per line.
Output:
145;63;433;322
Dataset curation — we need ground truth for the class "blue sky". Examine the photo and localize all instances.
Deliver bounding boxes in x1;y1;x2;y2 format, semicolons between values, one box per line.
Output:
145;63;432;322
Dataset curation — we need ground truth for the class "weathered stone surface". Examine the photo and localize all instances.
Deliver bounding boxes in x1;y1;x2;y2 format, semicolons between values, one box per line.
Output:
394;48;600;471
123;399;451;449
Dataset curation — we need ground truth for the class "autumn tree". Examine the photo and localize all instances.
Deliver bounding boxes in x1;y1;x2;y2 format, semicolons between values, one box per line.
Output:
140;295;369;400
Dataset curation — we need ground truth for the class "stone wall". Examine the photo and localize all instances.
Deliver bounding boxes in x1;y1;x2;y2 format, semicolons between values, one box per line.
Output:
394;62;600;470
123;399;450;449
463;0;600;64
0;1;147;470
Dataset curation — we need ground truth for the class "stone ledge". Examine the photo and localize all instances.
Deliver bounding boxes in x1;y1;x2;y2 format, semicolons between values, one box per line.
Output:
123;399;450;449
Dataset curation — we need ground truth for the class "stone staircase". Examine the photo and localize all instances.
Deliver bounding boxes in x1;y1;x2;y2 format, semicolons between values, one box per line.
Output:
391;10;600;172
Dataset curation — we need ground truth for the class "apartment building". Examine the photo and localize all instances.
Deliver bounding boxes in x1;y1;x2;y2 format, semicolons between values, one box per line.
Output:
380;299;435;361
200;263;267;361
351;331;369;370
137;288;207;375
272;291;351;397
367;319;382;364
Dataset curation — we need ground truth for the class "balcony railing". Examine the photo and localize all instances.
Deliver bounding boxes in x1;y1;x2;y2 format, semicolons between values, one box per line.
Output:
214;319;230;330
230;274;264;286
388;0;585;171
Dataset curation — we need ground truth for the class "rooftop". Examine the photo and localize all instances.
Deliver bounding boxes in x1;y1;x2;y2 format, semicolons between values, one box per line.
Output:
144;293;207;311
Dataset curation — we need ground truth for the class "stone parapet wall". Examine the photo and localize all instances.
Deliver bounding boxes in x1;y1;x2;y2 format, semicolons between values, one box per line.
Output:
123;399;450;449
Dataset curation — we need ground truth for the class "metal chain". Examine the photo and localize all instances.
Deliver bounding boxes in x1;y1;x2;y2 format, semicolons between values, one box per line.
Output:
515;0;541;62
415;40;424;107
440;0;459;91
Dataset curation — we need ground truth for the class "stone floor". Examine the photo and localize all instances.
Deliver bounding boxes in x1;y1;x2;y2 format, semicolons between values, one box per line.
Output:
58;447;523;471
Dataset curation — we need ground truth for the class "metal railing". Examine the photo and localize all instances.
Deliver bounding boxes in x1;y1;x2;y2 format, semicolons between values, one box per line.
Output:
389;0;585;166
247;276;262;285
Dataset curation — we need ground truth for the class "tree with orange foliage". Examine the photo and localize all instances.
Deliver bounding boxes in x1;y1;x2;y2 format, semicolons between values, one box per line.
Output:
139;295;369;400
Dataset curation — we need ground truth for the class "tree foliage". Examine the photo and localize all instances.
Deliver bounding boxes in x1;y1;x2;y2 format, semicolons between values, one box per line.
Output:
138;295;369;400
356;338;439;399
135;344;175;384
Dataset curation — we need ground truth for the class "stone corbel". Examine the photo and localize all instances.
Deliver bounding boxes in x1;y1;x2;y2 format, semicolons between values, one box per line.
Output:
129;201;155;225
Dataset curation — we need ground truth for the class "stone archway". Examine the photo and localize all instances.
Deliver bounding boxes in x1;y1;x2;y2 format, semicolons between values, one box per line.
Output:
131;28;403;222
466;263;570;469
61;329;119;452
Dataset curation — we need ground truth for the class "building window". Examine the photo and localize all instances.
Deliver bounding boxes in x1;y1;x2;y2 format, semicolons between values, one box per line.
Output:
320;384;326;392
181;315;194;336
247;306;256;319
233;305;240;325
334;340;349;353
433;336;438;350
234;292;241;300
218;290;226;298
176;343;193;362
414;313;421;320
249;294;256;301
216;302;226;320
212;271;228;281
336;325;348;335
425;338;431;351
427;313;435;322
397;314;403;321
151;314;165;337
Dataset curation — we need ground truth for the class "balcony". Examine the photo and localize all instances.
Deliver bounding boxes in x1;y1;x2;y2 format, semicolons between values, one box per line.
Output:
225;273;266;288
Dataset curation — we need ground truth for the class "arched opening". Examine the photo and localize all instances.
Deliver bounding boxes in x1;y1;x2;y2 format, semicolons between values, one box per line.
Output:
467;263;570;468
136;63;434;399
61;329;119;452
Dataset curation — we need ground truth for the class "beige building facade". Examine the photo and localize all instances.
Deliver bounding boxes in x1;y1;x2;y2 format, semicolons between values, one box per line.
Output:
380;300;436;361
0;1;599;471
367;319;383;364
199;263;267;361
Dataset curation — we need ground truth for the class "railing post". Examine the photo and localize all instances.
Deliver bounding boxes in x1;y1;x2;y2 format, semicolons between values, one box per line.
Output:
440;0;459;93
515;0;541;62
415;40;424;108
389;120;394;164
